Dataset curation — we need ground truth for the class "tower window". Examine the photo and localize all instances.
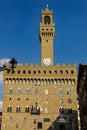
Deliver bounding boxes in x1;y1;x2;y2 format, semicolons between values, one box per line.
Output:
46;39;48;42
38;70;41;74
43;70;46;74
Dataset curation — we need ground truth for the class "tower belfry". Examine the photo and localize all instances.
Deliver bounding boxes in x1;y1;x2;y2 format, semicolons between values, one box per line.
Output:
40;5;55;66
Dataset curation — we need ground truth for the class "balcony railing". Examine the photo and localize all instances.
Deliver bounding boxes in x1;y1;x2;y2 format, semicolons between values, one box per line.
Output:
30;108;40;115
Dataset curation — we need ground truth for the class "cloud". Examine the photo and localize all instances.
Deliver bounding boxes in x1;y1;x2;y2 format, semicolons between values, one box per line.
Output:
0;58;10;86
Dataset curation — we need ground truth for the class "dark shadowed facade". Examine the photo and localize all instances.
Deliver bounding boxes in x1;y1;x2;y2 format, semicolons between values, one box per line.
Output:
77;64;87;130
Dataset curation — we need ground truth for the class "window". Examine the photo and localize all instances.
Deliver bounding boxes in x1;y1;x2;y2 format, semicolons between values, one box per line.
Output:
16;123;18;129
34;89;38;95
28;70;31;74
9;117;13;124
49;70;52;74
60;99;63;104
23;70;26;74
18;98;20;100
38;71;41;74
71;70;74;74
18;70;20;74
26;88;30;94
43;70;46;74
45;89;48;95
7;106;12;112
38;122;42;129
18;88;22;94
33;71;36;74
58;89;64;95
60;70;63;74
67;89;71;95
68;99;72;103
16;106;21;112
25;106;29;113
54;70;57;74
44;118;50;122
8;88;13;94
24;117;27;124
65;70;68;74
45;108;48;113
59;107;64;114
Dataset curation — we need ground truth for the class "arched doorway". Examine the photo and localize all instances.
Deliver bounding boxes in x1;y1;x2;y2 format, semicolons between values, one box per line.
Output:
59;124;65;130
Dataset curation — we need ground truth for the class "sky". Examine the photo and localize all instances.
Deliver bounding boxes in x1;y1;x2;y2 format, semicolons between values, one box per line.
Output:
0;0;87;101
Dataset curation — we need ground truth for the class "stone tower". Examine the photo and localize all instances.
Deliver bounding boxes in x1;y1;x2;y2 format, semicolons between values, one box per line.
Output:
40;5;55;66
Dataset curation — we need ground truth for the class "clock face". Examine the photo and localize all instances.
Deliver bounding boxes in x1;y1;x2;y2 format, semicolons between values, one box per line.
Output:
43;58;51;65
44;16;50;24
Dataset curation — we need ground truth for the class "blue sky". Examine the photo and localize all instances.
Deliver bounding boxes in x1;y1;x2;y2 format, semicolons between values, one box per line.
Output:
0;0;87;100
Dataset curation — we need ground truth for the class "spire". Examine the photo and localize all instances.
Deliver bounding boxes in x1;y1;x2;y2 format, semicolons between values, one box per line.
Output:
45;4;49;11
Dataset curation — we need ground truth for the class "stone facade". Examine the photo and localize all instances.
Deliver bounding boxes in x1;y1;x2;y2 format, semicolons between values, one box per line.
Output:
1;5;78;130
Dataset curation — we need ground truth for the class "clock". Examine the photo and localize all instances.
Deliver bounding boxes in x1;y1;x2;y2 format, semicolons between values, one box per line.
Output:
43;58;51;65
44;16;50;24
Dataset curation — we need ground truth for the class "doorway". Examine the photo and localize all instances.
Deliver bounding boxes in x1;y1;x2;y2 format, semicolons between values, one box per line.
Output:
59;124;65;130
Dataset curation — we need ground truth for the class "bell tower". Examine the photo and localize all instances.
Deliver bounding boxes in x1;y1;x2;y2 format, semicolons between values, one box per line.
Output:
40;5;55;66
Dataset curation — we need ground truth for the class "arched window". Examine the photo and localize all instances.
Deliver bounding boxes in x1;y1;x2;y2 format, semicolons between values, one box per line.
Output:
8;88;13;94
25;106;29;113
58;89;64;95
68;99;72;103
7;106;12;112
67;89;72;95
17;88;22;94
16;106;21;112
34;89;38;95
26;88;30;94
